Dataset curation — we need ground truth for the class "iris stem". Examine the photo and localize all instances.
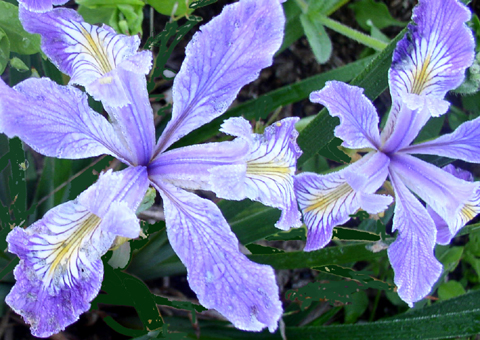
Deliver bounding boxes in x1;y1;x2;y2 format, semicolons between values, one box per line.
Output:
316;14;387;51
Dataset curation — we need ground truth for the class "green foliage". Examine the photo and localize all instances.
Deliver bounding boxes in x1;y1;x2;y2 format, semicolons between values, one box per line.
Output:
349;0;406;31
146;15;202;92
438;280;466;300
146;0;193;18
286;266;392;309
300;11;332;64
0;2;41;55
0;28;9;74
76;0;144;35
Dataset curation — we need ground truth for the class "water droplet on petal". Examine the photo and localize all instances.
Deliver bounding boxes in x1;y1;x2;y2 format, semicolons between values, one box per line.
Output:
213;263;225;280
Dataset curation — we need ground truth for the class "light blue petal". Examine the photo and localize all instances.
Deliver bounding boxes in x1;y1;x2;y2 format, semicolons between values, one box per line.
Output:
154;0;285;154
102;70;156;166
401;115;480;163
149;139;248;192
389;153;480;237
310;81;381;150
154;181;283;332
0;77;132;163
388;168;443;307
294;151;390;251
5;166;148;337
382;0;474;144
20;7;152;107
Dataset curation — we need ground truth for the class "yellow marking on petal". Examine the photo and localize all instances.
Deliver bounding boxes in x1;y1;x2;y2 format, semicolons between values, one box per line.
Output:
304;183;352;213
99;76;113;84
44;213;101;284
411;53;432;95
460;204;478;223
80;27;113;75
246;161;291;178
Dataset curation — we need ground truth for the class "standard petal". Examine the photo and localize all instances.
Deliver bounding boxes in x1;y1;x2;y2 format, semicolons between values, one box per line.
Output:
389;0;474;99
381;0;474;145
5;166;148;338
390;153;480;238
154;181;283;332
400;115;480;163
154;0;285;153
380;94;444;153
388;168;443;306
294;152;391;251
310;81;381;150
20;7;152;106
103;70;156;166
425;164;474;245
0;77;131;163
148;139;249;192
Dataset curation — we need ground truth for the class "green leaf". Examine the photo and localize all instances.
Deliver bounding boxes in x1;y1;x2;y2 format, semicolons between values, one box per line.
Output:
297;27;407;166
317;137;351;163
437;246;463;269
0;28;9;75
189;0;217;10
0;2;41;55
332;227;380;242
308;0;347;14
93;266;164;334
349;0;406;31
277;0;303;55
284;289;480;339
344;290;368;323
300;12;332;64
438;280;466;301
249;240;392;270
266;227;306;241
77;5;115;25
115;4;144;35
136;187;157;214
9;56;29;72
76;0;144;35
466;229;480;257
414;115;445;143
246;244;285;255
146;0;194;17
146;17;201;91
447;105;469;131
312;265;393;291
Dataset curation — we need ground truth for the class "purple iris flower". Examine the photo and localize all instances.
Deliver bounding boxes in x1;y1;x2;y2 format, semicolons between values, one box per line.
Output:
18;0;67;14
0;0;302;336
294;0;476;307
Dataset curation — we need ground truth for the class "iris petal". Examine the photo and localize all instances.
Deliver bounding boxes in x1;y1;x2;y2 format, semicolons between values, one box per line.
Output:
6;167;148;338
154;181;283;332
310;81;381;150
388;168;443;307
154;0;285;153
401;115;480;163
294;152;391;251
381;0;474;145
389;153;480;237
0;77;132;163
20;7;152;107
